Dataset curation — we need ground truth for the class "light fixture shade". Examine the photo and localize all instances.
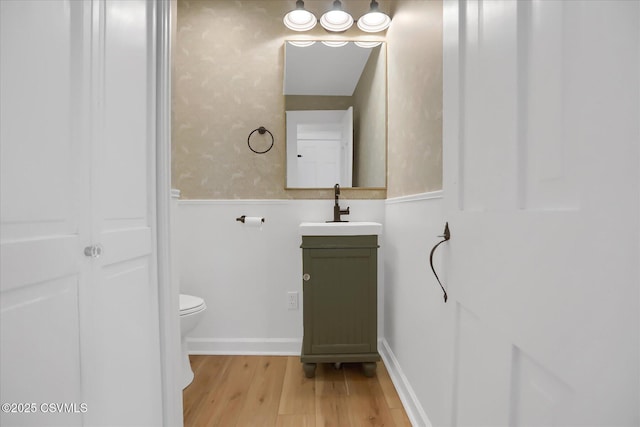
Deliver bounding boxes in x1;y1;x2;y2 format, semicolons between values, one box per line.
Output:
321;41;349;47
354;41;382;48
320;0;354;32
289;40;316;47
357;0;391;32
284;0;317;32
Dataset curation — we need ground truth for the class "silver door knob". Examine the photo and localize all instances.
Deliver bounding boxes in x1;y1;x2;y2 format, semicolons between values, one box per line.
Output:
302;273;310;281
84;244;103;258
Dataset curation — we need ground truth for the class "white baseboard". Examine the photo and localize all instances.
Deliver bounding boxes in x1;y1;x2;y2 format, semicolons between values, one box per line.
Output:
187;337;302;355
379;339;433;427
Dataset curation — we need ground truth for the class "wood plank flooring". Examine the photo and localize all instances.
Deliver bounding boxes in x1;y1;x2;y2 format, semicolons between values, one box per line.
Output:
184;355;412;427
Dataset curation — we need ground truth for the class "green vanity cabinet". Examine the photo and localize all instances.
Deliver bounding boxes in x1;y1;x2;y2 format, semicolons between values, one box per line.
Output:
300;235;380;378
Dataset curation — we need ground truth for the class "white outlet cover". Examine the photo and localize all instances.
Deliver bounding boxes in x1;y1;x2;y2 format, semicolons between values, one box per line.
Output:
287;292;298;310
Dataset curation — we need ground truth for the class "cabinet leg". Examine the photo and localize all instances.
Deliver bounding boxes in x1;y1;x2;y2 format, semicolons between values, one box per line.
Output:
362;362;377;378
303;363;317;378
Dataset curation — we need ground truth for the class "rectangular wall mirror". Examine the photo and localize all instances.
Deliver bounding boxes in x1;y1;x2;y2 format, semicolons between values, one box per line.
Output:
284;41;387;189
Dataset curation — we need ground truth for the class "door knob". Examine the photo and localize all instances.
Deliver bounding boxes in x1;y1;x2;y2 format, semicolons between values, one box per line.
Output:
84;244;103;258
303;273;310;281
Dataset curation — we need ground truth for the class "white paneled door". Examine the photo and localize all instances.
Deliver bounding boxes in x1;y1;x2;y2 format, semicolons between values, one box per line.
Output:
1;1;163;426
443;0;639;425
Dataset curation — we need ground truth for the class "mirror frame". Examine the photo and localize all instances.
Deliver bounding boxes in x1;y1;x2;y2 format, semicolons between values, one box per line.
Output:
283;39;388;191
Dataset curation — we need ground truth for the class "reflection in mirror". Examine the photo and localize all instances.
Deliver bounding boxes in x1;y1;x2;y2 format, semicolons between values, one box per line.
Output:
284;41;386;189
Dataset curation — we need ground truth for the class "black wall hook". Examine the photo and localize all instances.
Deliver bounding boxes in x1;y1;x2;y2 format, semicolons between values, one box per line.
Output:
429;222;450;302
439;222;450;241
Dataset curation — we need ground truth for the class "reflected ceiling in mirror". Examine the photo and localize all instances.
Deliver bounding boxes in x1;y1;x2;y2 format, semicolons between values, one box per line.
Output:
284;41;386;189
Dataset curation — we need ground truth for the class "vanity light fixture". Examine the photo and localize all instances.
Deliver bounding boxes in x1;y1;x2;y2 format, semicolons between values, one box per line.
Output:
357;0;391;32
320;0;354;32
284;0;317;32
284;0;391;33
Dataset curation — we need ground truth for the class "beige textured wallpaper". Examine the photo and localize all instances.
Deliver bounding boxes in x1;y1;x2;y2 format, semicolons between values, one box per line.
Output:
172;0;388;199
353;44;386;187
386;0;443;197
285;95;353;111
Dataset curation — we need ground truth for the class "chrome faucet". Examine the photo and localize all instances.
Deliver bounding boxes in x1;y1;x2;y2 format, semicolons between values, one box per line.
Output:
329;183;350;222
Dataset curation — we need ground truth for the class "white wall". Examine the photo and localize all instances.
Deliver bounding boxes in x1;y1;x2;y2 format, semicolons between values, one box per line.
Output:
382;192;452;427
175;199;385;354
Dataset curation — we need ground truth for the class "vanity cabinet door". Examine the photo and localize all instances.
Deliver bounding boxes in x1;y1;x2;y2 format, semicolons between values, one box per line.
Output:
301;236;378;357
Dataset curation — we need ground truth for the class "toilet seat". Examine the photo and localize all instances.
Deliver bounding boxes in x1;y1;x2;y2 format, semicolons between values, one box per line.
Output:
178;293;207;389
180;294;206;316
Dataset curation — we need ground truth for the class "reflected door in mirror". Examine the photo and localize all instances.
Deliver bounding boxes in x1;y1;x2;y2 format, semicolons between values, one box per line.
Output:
287;109;353;188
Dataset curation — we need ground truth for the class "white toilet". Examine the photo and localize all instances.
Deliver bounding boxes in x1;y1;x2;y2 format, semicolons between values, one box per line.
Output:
179;293;206;389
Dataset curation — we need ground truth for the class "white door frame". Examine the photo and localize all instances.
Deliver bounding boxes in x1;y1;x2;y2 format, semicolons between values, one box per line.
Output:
155;0;183;426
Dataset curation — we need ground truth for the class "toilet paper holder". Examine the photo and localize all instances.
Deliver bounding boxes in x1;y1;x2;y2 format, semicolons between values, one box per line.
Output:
236;215;265;223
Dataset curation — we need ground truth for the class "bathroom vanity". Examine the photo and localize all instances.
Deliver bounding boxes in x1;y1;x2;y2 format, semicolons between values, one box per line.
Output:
299;222;382;378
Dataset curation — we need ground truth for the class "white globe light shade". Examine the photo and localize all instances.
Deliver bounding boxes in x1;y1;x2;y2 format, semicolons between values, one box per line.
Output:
357;1;391;32
354;41;382;48
320;1;354;32
289;40;316;47
322;41;349;47
284;1;317;31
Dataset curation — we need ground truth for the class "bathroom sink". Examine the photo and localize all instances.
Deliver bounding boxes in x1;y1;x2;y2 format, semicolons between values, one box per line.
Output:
299;222;382;236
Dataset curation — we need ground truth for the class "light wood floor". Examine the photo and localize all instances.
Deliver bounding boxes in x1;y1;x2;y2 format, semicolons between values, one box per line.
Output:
183;355;412;427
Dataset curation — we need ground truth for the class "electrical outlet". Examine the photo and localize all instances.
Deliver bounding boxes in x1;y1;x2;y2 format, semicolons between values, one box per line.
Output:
287;292;298;310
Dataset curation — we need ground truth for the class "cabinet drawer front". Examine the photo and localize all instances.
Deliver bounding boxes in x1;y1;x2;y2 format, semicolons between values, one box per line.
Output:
301;235;378;249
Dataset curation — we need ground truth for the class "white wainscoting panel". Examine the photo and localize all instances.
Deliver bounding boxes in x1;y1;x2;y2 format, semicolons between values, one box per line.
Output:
383;192;450;427
174;199;385;354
